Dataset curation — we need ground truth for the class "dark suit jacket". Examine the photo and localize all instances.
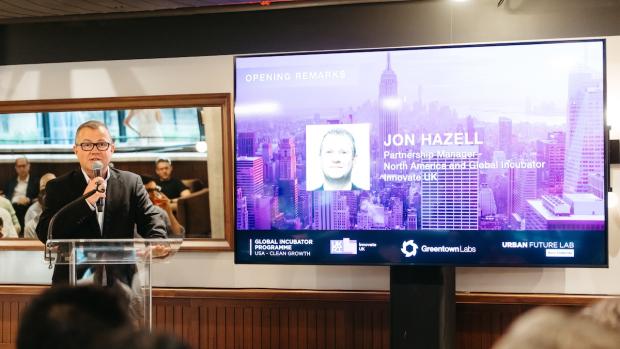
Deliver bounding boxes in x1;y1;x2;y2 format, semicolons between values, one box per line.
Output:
36;168;166;285
5;175;39;202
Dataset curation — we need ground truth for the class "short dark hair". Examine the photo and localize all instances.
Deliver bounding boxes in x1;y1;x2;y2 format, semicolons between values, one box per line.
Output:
319;128;357;157
75;120;113;143
17;286;132;349
140;174;157;185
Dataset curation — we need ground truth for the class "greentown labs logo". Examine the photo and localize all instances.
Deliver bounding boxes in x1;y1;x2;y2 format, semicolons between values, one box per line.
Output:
401;240;419;257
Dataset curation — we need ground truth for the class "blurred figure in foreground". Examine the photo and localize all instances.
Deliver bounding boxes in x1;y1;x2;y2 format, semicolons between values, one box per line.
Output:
16;286;132;349
579;297;620;331
492;306;620;349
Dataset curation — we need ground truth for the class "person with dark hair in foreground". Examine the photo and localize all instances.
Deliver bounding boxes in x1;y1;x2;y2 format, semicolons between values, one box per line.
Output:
16;286;133;349
17;285;188;349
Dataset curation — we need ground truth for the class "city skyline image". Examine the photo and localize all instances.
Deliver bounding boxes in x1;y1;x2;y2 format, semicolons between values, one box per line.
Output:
234;40;606;232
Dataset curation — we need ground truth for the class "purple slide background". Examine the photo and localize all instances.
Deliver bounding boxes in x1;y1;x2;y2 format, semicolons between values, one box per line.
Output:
234;41;605;232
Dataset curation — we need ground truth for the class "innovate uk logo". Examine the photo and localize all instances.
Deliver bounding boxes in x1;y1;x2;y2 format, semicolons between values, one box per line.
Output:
330;238;358;255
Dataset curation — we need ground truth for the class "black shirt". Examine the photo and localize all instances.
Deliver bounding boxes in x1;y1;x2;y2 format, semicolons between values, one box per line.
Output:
157;178;188;199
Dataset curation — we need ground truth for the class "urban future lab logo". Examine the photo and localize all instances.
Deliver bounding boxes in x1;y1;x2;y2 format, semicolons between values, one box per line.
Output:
401;240;418;257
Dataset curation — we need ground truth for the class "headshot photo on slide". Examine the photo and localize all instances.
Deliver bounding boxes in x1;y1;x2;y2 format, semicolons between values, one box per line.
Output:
306;123;370;191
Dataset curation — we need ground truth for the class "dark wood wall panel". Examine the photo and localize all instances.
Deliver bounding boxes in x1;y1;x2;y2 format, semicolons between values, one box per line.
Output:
0;160;208;195
150;294;389;349
0;286;605;349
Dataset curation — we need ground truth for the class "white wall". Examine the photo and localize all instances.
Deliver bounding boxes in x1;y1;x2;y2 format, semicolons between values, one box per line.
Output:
1;38;619;294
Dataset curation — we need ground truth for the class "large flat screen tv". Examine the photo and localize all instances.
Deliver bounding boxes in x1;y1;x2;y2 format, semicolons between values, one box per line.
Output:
234;39;608;266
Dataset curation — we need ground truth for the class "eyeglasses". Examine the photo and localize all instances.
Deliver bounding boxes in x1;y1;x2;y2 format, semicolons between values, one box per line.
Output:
77;142;111;151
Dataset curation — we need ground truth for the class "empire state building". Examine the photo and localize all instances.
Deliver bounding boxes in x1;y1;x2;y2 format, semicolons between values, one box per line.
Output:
379;52;400;178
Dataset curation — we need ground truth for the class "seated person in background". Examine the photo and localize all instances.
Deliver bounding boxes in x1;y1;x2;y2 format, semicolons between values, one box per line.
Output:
16;285;135;349
0;195;20;235
5;156;39;233
0;214;18;238
155;158;190;201
24;173;56;239
141;175;185;238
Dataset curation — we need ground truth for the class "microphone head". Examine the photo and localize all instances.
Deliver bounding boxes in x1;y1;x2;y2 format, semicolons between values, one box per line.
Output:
92;161;103;171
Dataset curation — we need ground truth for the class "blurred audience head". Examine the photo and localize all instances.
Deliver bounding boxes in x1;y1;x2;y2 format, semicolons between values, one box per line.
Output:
17;285;132;349
579;297;620;331
14;156;30;178
39;173;56;191
140;174;164;205
492;306;620;349
155;158;173;181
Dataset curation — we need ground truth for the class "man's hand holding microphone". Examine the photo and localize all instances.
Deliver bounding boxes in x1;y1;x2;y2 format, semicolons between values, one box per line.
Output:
84;161;106;211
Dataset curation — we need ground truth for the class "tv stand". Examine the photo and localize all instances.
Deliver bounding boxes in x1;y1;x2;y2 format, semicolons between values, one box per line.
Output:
390;266;455;349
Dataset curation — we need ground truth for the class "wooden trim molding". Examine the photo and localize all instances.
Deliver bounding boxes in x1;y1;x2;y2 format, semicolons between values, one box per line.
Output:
0;285;606;305
455;292;612;306
0;94;231;113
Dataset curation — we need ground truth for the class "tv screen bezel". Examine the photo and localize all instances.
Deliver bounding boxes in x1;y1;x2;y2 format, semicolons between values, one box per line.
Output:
233;38;609;268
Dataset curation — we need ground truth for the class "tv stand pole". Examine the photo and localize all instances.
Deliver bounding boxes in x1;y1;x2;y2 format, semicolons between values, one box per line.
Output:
390;266;455;349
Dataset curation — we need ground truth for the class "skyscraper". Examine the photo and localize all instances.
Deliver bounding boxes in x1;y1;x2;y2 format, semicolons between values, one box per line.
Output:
261;142;274;184
333;196;351;230
238;132;257;157
277;137;297;180
536;131;565;195
254;196;274;230
278;178;299;218
236;156;264;229
388;196;404;229
466;115;475;137
420;145;479;230
311;191;336;230
236;188;248;230
498;117;512;159
277;137;299;218
563;68;604;194
406;207;418;230
379;52;400;180
479;184;497;217
512;166;538;218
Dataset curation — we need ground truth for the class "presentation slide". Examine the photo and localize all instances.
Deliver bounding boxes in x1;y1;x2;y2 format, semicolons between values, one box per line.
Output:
234;40;607;266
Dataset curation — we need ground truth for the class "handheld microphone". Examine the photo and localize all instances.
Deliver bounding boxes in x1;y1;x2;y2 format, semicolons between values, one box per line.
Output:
92;161;104;212
45;184;102;269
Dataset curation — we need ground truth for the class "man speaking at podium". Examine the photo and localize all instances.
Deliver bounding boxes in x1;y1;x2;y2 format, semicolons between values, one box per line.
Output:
36;120;166;285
